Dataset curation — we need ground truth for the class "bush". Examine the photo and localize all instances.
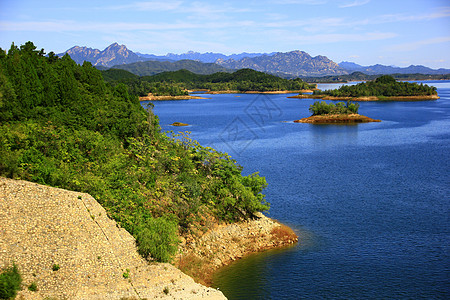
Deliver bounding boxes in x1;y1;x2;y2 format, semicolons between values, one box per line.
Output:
0;263;22;299
135;217;179;263
28;282;37;292
309;101;359;116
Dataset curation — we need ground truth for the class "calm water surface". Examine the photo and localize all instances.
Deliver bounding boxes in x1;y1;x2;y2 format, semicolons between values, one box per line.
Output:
143;80;450;299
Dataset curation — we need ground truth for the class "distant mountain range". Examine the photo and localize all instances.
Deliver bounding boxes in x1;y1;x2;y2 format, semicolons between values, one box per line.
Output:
216;51;347;77
111;59;230;76
339;61;450;75
59;43;450;77
136;51;273;63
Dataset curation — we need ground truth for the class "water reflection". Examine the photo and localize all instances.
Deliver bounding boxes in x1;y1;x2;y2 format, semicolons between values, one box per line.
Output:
308;123;360;148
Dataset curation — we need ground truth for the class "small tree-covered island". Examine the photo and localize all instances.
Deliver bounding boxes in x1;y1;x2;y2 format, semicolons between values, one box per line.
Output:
294;101;381;124
290;75;439;101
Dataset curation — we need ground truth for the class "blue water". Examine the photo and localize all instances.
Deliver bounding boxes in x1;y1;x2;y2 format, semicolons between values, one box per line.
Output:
143;81;450;299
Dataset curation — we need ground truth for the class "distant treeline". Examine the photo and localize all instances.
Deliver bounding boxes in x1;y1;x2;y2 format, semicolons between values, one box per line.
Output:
301;71;450;83
313;75;437;97
102;68;316;96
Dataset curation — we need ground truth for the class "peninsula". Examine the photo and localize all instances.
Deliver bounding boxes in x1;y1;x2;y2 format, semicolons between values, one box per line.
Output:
294;101;381;124
289;75;439;101
0;42;298;298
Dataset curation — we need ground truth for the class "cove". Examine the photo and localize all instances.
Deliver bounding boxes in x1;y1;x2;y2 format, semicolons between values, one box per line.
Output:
143;80;450;299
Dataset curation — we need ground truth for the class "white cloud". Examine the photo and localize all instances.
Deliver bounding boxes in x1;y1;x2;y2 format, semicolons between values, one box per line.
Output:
269;0;327;5
263;30;397;44
105;1;183;11
339;0;370;8
388;36;450;52
377;7;450;23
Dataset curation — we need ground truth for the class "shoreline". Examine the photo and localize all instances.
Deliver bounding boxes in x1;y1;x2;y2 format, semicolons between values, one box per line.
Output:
139;94;208;101
288;94;439;101
294;113;381;124
174;213;298;286
199;90;307;94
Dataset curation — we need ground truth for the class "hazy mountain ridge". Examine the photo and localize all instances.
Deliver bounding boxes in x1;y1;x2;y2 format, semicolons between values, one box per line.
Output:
216;51;348;76
136;51;274;63
339;61;450;75
111;59;231;76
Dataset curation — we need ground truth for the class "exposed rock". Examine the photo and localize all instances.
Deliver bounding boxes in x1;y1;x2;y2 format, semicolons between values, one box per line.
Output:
175;212;298;285
0;177;225;300
59;43;145;68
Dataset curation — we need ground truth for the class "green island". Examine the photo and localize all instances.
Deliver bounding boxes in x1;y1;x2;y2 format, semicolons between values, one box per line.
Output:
103;68;316;100
0;42;277;266
294;101;381;123
289;75;439;101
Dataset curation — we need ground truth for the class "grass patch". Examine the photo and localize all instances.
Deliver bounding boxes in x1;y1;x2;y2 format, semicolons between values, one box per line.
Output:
0;263;22;299
176;254;213;286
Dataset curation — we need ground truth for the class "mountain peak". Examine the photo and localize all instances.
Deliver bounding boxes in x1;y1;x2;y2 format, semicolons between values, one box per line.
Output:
59;43;143;67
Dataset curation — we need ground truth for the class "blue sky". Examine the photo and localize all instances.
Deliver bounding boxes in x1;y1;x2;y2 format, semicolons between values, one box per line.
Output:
1;0;449;68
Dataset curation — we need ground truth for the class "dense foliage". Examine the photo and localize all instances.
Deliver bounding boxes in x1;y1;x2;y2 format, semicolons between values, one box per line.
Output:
103;68;315;95
313;75;437;97
0;263;22;299
309;101;359;116
0;42;269;262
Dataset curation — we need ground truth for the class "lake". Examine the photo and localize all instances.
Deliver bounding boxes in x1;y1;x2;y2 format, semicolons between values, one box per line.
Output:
143;80;450;299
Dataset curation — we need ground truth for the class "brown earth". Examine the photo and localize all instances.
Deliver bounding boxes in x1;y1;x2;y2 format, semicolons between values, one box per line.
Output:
294;114;381;124
139;93;207;101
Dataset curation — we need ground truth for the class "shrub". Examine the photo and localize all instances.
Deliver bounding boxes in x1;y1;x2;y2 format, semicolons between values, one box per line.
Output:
52;264;60;271
28;282;37;292
0;263;22;299
135;217;179;263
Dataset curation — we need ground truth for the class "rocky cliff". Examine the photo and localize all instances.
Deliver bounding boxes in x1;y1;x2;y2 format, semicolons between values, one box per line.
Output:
0;177;225;299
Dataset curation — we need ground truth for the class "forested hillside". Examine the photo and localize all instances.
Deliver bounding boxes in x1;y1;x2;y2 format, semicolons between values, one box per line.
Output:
0;42;269;262
103;68;315;95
